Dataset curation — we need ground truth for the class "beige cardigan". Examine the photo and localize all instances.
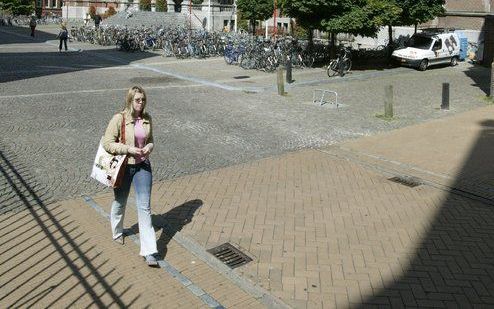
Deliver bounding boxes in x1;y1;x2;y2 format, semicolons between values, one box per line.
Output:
102;111;154;165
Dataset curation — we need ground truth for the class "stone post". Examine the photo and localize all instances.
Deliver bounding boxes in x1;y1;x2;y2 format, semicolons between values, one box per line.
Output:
490;62;494;99
384;85;393;118
277;67;285;95
441;83;450;110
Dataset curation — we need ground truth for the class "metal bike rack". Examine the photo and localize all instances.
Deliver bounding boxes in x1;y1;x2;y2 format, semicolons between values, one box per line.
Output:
313;89;339;107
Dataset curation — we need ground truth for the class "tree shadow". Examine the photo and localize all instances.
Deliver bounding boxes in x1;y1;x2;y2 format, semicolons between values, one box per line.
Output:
0;26;158;83
359;120;494;307
463;64;490;96
0;148;140;307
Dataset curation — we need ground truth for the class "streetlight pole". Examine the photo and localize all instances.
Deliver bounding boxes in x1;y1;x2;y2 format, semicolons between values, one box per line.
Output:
189;0;192;37
273;0;277;37
208;0;211;31
233;0;237;32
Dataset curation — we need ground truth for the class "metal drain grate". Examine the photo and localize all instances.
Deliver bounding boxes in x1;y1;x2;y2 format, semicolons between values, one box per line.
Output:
388;176;422;188
207;243;252;269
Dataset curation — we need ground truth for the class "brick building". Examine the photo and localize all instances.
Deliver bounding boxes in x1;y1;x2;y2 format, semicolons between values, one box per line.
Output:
437;0;493;65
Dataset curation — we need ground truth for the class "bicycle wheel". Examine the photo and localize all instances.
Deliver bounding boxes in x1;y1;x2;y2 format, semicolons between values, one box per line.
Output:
224;54;234;64
326;60;338;77
302;55;314;68
343;59;352;73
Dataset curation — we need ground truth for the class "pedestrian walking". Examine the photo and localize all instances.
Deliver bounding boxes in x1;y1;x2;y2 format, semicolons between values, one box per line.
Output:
102;86;159;267
29;15;36;37
94;14;102;28
57;23;68;52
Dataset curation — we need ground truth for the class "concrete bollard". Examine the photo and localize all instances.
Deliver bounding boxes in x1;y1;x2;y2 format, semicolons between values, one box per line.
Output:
286;59;293;84
441;83;450;110
277;67;285;95
384;85;393;118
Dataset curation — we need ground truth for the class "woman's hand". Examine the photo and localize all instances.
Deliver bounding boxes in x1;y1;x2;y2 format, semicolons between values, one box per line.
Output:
141;144;153;156
128;147;143;156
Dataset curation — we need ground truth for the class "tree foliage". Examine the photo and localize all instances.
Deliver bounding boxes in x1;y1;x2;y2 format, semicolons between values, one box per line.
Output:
88;5;96;18
398;0;445;27
281;0;444;38
0;0;34;16
139;0;152;11
237;0;273;35
102;6;117;19
155;0;166;12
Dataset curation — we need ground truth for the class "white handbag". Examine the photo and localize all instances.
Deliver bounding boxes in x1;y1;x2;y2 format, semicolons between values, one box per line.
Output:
90;113;128;188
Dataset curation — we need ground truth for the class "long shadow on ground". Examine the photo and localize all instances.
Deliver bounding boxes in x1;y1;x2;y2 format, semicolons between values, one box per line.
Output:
360;120;494;307
0;26;157;83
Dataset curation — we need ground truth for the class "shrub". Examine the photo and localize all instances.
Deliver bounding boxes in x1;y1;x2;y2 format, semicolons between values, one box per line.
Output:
139;0;151;11
88;5;96;18
155;0;166;12
103;6;116;18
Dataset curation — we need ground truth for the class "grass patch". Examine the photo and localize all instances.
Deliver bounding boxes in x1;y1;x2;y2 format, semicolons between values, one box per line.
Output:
481;95;494;104
375;113;397;121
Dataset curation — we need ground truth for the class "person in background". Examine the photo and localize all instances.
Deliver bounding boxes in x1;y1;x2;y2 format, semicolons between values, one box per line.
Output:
103;86;159;267
57;23;69;52
94;14;102;29
29;15;36;37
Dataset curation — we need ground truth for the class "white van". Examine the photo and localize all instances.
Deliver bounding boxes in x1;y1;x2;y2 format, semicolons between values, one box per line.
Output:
392;28;460;71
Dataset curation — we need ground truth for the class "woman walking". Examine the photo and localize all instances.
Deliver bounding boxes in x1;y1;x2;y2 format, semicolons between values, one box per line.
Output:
57;23;68;52
103;86;159;267
29;15;36;37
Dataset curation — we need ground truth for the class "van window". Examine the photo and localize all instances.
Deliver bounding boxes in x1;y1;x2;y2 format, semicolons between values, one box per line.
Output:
408;35;433;50
433;39;442;50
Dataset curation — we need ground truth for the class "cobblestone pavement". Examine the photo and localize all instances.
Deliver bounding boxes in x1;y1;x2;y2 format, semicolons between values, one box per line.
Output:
1;25;494;308
0;25;489;213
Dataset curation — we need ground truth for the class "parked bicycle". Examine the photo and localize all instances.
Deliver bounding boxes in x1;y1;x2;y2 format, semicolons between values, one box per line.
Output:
224;41;245;64
327;47;352;77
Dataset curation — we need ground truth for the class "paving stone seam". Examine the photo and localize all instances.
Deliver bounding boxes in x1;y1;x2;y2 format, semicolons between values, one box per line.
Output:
0;84;203;100
82;195;226;309
317;147;494;207
83;195;290;309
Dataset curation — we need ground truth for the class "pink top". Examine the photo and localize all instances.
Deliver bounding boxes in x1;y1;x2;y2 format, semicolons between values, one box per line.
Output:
134;117;147;163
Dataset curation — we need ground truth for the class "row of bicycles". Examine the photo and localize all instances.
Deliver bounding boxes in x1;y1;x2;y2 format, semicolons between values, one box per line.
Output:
69;23;389;77
223;38;327;72
0;15;64;26
71;25;232;57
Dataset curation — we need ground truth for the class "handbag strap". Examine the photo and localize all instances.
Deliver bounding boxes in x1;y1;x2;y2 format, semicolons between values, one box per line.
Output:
119;112;126;144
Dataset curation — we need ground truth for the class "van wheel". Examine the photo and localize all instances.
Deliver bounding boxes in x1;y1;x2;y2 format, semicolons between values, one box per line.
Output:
450;56;458;66
418;59;428;71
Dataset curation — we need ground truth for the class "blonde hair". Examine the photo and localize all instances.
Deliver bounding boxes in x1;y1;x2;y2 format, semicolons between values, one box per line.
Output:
124;86;147;116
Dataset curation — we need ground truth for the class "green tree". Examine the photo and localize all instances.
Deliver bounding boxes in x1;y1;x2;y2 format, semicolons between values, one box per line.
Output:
321;0;401;37
88;5;96;18
155;0;166;12
281;0;353;45
237;0;274;35
398;0;445;32
139;0;151;11
1;0;34;16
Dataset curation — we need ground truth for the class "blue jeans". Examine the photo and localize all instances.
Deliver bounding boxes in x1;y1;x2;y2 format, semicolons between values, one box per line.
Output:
110;161;157;256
